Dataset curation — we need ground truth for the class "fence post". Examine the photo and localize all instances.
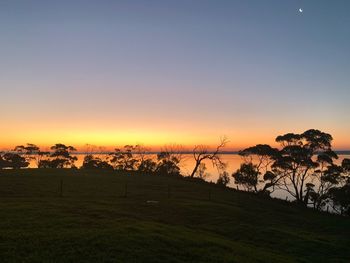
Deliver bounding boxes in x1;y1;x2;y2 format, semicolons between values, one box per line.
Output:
59;178;63;197
168;184;171;199
208;188;212;201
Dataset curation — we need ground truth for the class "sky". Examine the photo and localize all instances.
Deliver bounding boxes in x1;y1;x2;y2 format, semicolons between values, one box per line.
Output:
1;0;350;151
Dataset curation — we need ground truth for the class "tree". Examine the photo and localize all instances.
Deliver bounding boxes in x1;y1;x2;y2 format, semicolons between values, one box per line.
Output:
0;153;29;169
138;158;157;173
328;159;350;215
237;144;280;194
156;152;181;176
190;137;228;178
342;158;350;175
217;171;230;187
14;143;39;156
156;146;183;176
273;129;337;206
81;155;113;169
39;144;77;168
307;152;344;210
14;143;49;168
134;144;157;173
232;163;259;192
35;151;51;167
234;129;346;210
110;145;138;171
195;163;209;179
329;179;350;215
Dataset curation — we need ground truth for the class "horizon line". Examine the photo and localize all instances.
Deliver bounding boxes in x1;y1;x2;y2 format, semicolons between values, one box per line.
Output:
2;150;350;155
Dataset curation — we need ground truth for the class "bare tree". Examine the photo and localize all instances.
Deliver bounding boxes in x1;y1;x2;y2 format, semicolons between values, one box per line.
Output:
190;137;228;178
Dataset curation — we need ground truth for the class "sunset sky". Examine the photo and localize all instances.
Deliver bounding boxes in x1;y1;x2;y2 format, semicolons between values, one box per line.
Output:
1;0;349;151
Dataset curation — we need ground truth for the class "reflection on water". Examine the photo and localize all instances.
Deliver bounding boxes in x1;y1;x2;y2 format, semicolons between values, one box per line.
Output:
29;154;350;200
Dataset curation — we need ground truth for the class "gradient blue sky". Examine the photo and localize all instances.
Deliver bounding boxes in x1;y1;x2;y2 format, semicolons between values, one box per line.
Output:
1;0;349;150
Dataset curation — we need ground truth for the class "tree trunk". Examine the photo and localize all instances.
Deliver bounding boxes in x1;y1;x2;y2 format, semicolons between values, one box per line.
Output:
190;161;201;178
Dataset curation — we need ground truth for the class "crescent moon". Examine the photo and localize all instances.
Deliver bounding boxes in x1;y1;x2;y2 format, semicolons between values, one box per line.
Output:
299;8;303;13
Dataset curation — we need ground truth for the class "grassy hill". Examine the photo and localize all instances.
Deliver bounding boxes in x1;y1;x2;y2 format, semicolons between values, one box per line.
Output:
0;169;349;262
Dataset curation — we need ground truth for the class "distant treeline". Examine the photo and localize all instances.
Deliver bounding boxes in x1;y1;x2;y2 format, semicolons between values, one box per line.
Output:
1;129;349;215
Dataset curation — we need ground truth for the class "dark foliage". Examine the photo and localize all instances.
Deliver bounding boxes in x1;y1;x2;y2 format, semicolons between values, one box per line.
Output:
0;153;29;169
81;155;113;170
38;144;77;168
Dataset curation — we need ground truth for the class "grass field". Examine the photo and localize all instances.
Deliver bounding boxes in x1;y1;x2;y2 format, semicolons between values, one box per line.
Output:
0;169;349;262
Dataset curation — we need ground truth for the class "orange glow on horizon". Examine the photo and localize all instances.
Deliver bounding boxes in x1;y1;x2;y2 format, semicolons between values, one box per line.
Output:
1;126;349;151
1;113;349;151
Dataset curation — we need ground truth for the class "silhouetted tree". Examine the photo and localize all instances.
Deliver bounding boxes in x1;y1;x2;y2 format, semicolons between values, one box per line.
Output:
14;143;49;167
342;158;350;174
217;171;230;187
39;144;77;168
234;129;346;210
156;146;183;176
195;163;209;179
327;159;350;215
14;143;39;157
0;153;29;169
82;144;111;169
232;163;259;192
81;155;113;169
35;151;50;167
329;179;350;215
110;145;138;171
138;158;157;173
237;144;280;194
307;154;344;210
190;137;228;178
273;129;337;206
134;144;157;173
